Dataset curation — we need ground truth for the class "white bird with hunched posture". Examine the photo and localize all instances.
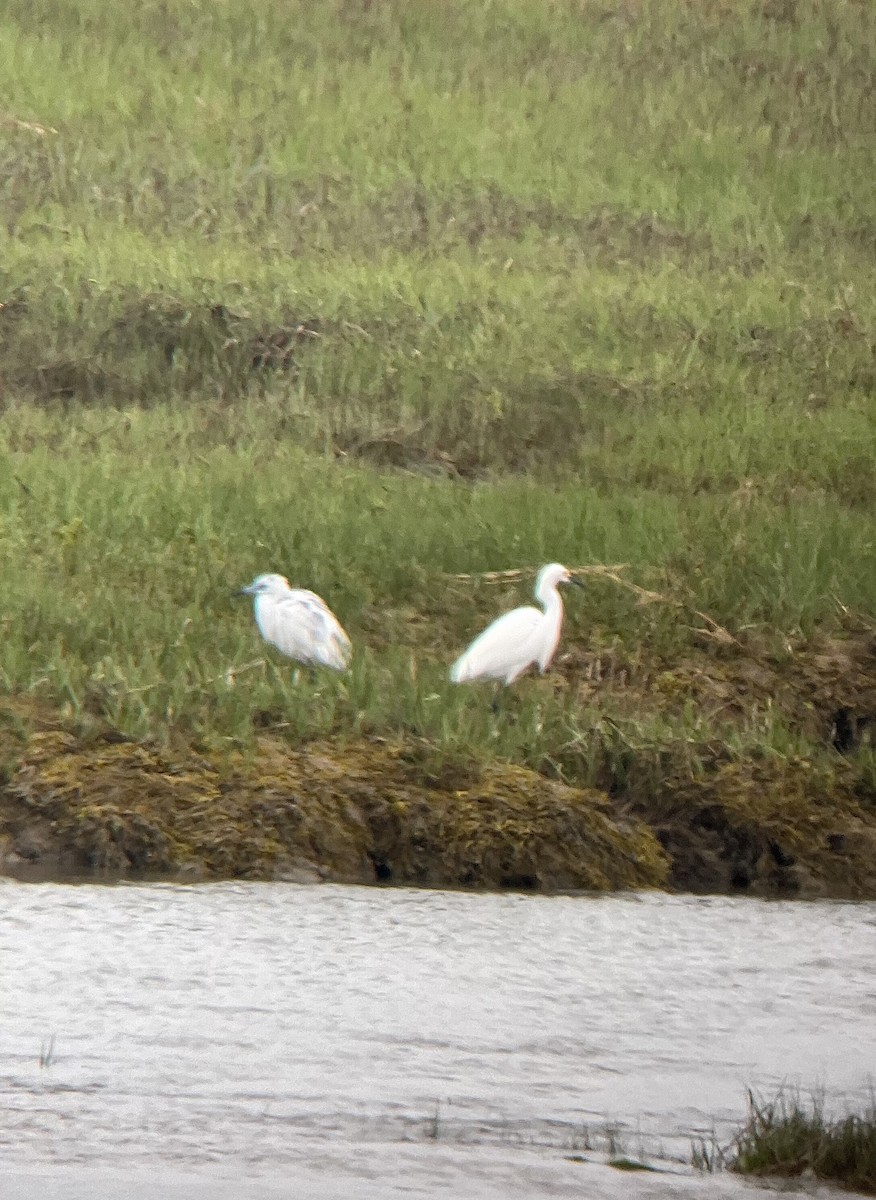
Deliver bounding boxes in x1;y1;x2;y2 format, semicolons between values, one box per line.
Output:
450;563;581;690
239;573;352;672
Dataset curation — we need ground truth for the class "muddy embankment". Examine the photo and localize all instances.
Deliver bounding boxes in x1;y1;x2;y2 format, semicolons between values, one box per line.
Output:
2;631;876;896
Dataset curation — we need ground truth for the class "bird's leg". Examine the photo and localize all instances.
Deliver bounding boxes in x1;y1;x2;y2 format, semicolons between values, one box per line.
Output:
490;685;502;715
291;666;321;687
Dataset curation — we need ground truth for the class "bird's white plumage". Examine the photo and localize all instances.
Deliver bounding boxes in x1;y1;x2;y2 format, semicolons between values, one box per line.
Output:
241;573;351;672
450;563;574;687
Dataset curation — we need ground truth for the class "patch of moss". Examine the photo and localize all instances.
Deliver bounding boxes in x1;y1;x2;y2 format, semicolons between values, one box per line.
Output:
360;749;667;890
0;714;667;890
643;753;876;897
546;627;876;897
4;626;876;898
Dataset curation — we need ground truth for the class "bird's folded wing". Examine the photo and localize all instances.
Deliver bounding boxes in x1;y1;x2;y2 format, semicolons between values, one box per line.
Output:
451;606;541;682
264;591;352;667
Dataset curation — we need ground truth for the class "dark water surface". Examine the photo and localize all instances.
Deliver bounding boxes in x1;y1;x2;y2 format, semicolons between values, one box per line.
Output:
1;881;873;1198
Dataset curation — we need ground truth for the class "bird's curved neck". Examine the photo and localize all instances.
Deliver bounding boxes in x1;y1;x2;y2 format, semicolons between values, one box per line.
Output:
537;582;564;623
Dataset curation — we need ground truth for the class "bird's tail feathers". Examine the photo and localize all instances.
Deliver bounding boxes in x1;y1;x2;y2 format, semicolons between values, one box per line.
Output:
449;656;471;683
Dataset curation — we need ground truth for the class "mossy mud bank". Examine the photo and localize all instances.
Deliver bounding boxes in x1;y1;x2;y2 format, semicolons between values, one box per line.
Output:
3;625;876;898
0;715;665;893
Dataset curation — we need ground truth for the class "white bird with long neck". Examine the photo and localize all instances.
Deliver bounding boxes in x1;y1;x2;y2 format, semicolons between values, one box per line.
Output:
239;573;352;672
449;563;581;691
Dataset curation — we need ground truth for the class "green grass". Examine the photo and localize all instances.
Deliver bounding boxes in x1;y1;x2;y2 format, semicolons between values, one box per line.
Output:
1;0;875;782
0;399;871;770
731;1090;876;1194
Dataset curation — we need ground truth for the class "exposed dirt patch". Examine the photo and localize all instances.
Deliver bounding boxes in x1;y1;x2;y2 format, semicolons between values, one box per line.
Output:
0;289;328;404
559;628;876;748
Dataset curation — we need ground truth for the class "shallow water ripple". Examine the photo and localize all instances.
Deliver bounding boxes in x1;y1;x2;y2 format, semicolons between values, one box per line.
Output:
0;882;873;1198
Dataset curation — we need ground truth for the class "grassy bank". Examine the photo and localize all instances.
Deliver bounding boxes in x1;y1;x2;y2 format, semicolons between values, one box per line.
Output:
1;0;875;890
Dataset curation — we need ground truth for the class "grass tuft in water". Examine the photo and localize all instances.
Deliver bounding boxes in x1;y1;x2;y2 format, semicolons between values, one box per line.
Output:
731;1089;876;1195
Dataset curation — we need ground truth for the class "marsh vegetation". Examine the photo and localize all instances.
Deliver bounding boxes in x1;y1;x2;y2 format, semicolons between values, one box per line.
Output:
1;0;875;891
731;1090;876;1195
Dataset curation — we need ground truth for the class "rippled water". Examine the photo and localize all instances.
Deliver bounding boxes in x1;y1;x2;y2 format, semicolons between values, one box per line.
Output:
1;881;873;1199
